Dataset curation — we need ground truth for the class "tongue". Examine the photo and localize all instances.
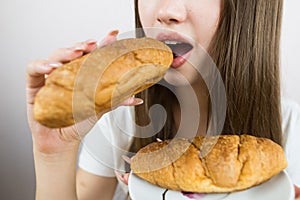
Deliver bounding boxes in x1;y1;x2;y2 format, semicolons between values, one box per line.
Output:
166;43;193;57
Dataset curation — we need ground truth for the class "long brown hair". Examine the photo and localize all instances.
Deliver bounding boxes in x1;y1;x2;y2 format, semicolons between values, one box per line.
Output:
130;0;283;153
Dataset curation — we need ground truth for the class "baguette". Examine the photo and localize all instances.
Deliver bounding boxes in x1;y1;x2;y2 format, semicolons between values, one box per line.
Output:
33;38;173;128
131;135;287;193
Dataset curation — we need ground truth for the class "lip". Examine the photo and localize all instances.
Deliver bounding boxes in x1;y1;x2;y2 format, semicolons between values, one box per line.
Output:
156;32;194;68
156;31;194;45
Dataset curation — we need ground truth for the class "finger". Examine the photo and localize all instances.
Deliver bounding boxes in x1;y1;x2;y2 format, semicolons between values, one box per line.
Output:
72;39;98;53
48;30;118;63
26;60;62;88
98;30;119;47
48;39;97;63
115;171;130;185
123;173;130;185
121;97;144;107
48;47;84;63
122;155;131;164
84;39;98;52
26;60;62;104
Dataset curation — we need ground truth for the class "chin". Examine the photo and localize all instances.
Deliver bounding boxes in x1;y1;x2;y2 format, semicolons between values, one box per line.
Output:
164;71;189;86
163;64;200;87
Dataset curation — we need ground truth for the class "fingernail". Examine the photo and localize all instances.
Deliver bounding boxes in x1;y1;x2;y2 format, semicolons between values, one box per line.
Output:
122;155;131;164
133;98;144;105
73;46;85;51
86;39;97;44
46;62;62;68
109;30;119;36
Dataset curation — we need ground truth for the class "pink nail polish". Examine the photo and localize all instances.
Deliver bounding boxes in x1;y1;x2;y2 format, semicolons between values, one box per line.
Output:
134;98;144;105
73;46;85;51
109;30;119;36
86;39;97;44
46;62;62;68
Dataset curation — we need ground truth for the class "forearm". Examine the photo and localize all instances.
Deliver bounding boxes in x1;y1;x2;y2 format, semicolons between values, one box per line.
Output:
33;143;80;200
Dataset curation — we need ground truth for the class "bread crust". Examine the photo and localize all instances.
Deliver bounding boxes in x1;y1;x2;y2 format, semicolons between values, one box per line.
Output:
131;135;287;193
33;38;173;128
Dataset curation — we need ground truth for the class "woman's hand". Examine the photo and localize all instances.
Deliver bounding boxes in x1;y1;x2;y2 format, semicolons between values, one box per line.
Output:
27;41;94;154
26;30;141;155
115;155;131;185
26;30;143;200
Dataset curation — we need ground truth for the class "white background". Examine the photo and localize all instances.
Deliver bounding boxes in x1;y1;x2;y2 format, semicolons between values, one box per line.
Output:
0;0;299;199
281;1;300;101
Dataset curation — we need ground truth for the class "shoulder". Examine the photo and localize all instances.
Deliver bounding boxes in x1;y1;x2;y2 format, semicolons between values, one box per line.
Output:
281;98;300;115
281;98;300;186
281;97;300;147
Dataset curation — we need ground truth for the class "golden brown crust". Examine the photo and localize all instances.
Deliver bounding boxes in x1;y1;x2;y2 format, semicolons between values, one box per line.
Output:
33;38;173;128
131;135;287;193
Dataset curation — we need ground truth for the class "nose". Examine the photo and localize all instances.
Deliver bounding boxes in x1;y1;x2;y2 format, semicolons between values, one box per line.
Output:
156;0;187;25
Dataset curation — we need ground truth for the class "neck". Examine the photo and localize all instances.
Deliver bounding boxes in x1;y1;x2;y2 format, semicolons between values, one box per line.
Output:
173;79;210;139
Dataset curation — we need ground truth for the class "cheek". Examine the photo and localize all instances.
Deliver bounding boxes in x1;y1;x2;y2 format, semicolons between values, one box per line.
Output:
138;0;157;27
193;10;220;48
187;0;221;48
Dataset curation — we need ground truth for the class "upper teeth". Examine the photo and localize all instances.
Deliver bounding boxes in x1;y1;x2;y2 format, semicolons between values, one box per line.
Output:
163;40;182;45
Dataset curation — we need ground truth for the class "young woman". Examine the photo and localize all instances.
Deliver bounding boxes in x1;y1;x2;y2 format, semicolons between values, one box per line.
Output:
26;0;300;199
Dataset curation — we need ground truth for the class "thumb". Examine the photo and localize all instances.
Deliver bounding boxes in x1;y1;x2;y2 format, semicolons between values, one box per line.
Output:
98;30;119;47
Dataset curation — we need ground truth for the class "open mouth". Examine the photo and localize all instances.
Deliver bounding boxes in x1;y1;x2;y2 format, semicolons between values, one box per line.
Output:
162;40;193;68
164;40;193;58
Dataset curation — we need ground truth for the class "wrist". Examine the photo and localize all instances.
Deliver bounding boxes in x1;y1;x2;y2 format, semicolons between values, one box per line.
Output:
32;135;81;159
33;143;79;200
33;146;79;165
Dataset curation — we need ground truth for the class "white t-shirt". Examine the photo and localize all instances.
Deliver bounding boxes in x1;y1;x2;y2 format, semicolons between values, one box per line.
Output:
78;98;300;199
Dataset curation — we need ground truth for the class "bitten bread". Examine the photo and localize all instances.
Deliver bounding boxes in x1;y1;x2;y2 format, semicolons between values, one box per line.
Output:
34;38;173;128
131;135;287;193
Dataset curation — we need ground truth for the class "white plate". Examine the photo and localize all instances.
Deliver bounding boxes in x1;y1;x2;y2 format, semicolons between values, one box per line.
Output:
128;171;294;200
